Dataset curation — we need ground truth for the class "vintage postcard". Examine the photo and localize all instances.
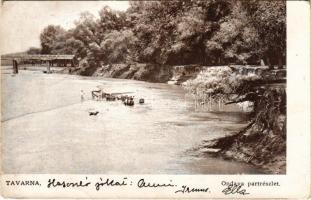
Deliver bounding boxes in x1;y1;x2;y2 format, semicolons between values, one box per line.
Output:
0;0;310;199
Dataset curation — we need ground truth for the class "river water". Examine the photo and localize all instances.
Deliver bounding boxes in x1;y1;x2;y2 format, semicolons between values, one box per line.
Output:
1;69;263;174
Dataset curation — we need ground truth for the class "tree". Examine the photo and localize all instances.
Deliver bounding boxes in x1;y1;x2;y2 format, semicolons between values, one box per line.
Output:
40;25;66;54
100;29;137;63
243;1;286;67
37;1;285;69
206;1;260;65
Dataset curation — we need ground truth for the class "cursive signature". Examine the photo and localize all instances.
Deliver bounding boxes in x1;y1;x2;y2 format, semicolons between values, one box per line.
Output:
137;178;176;188
222;184;249;195
175;185;210;194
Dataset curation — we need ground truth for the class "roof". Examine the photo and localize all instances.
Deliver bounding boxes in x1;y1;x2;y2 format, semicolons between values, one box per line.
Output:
2;54;75;60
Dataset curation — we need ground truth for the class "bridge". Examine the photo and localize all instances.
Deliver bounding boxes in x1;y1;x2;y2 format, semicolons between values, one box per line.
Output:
1;54;76;73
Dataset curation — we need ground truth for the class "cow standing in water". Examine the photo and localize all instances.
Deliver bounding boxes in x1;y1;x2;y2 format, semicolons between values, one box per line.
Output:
12;59;18;74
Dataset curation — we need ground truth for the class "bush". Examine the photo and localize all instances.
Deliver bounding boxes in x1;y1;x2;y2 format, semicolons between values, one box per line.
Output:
183;66;261;101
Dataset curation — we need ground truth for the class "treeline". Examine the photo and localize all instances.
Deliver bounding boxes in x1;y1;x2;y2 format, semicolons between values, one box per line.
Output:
29;0;286;67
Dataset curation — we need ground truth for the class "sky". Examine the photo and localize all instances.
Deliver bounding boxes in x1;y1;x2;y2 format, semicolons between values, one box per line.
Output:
0;1;129;55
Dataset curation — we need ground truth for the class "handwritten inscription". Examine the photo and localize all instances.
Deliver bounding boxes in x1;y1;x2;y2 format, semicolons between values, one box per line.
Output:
175;185;210;194
47;178;91;188
221;181;249;195
137;178;176;188
44;177;211;194
95;177;128;191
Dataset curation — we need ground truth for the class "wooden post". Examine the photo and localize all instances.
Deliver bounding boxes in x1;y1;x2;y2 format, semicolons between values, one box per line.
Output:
12;59;18;74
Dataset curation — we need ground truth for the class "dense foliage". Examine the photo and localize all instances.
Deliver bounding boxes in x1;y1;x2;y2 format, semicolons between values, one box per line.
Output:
183;66;261;102
35;1;286;68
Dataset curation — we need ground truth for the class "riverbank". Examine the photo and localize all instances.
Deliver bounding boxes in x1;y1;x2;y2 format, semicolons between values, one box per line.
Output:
201;87;286;174
69;62;203;84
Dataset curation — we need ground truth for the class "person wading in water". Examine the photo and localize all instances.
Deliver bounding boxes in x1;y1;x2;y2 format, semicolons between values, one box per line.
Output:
80;90;85;103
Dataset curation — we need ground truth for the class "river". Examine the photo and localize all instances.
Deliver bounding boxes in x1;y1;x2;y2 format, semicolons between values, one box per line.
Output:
1;69;263;174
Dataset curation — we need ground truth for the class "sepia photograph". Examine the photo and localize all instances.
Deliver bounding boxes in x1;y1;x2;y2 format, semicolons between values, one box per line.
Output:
1;0;288;177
